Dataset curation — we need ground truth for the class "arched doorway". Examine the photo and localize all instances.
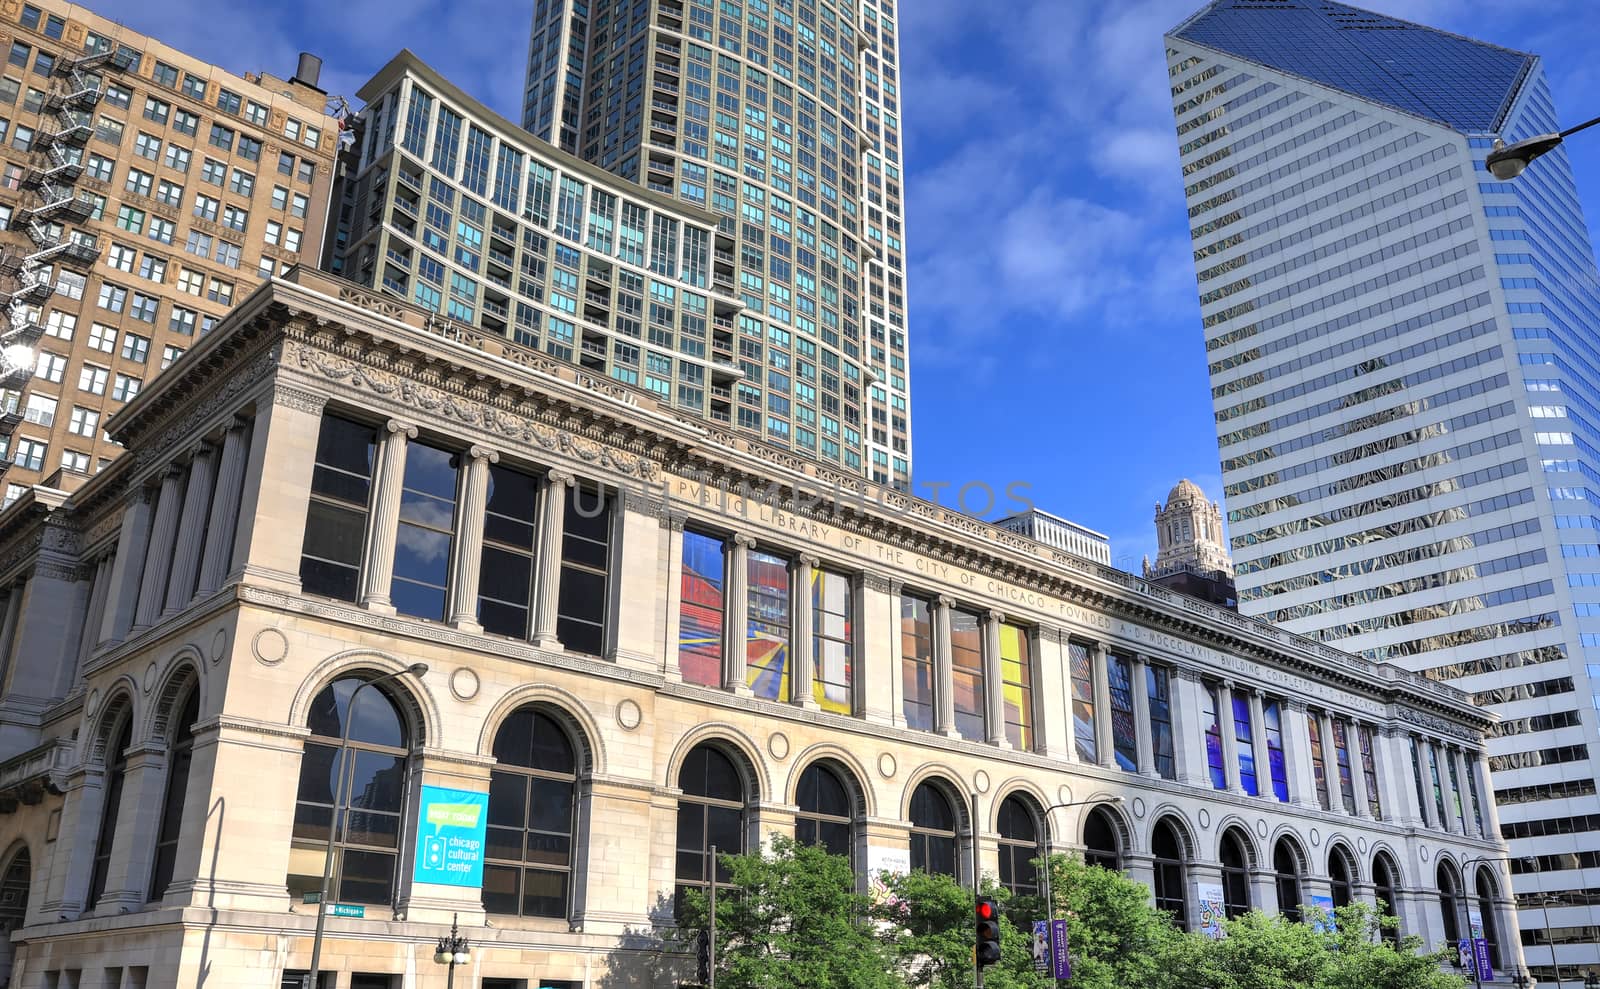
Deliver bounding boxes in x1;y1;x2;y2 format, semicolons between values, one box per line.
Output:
0;847;29;985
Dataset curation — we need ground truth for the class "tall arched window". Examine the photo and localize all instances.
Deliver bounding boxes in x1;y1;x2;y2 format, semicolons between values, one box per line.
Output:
1328;846;1354;911
1274;838;1303;922
675;744;746;917
1219;828;1252;919
1373;852;1401;945
1475;867;1502;970
1152;819;1188;928
86;713;133;910
288;676;412;905
1082;805;1121;872
149;687;200;901
909;782;958;878
1437;862;1462;943
484;707;579;919
997;796;1043;897
0;847;28;985
795;762;854;862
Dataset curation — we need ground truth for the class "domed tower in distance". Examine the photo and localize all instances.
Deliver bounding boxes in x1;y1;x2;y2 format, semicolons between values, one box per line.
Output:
1143;480;1237;609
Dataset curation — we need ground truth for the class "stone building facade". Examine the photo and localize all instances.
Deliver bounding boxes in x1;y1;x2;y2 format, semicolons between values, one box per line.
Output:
0;268;1522;986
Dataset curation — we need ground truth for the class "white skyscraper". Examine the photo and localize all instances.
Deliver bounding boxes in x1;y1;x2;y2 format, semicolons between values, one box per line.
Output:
1168;2;1600;982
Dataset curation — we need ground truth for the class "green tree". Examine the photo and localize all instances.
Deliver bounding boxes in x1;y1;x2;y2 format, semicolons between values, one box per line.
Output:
1316;903;1466;989
678;835;900;989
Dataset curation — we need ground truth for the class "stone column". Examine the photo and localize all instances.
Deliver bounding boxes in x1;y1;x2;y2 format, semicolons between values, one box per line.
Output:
982;610;1007;747
1249;690;1272;799
932;595;957;737
1378;727;1422;827
41;767;105;918
133;465;187;631
1349;721;1374;820
1169;668;1209;787
1218;681;1243;794
1443;743;1466;834
1131;654;1155;777
722;533;753;692
162;445;217;616
357;419;416;614
195;417;252;598
1470;753;1501;840
0;589;22;691
1036;626;1072;761
608;490;667;672
446;446;497;633
529;468;575;648
73;556;112;680
1092;643;1114;769
1281;701;1319;808
790;554;818;708
228;385;325;590
1252;867;1280;917
101;487;155;645
1429;741;1455;832
864;575;900;727
661;512;687;682
1449;747;1475;836
1411;734;1438;830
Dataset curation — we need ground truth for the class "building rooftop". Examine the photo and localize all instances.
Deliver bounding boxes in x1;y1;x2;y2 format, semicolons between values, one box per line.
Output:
1170;0;1535;133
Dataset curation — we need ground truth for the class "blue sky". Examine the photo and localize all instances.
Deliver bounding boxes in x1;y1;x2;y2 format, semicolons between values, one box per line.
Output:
96;0;1600;571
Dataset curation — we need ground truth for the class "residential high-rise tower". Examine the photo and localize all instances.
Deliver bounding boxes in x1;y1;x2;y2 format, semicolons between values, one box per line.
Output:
522;0;912;484
1168;2;1600;981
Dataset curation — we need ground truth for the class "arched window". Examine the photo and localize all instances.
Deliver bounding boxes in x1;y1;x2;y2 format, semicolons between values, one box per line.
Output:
86;714;133;910
1373;852;1401;945
1082;805;1121;872
1475;867;1502;970
997;796;1042;897
1437;862;1462;943
909;782;958;878
288;676;412;906
484;707;579;919
0;846;30;984
1328;847;1354;911
1152;819;1188;928
795;762;854;862
675;744;746;917
149;687;200;901
1219;828;1252;919
1274;838;1303;922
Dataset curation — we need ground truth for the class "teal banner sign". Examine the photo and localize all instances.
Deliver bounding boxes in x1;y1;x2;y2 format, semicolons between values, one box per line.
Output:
413;785;488;888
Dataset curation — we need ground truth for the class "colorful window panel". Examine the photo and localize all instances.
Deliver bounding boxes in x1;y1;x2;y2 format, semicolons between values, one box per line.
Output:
1465;756;1484;833
1447;753;1464;826
1331;719;1357;814
1308;714;1331;810
1427;744;1447;825
999;623;1032;751
900;595;934;731
679;530;725;687
1107;653;1138;771
812;569;852;715
1262;700;1290;802
950;609;984;742
1147;665;1175;780
745;550;791;700
1409;738;1430;820
1069;642;1097;763
1203;685;1226;790
1233;695;1258;797
1358;725;1383;819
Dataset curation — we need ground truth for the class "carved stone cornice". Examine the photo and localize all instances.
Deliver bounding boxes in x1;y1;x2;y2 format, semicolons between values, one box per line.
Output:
271;383;327;415
861;572;892;595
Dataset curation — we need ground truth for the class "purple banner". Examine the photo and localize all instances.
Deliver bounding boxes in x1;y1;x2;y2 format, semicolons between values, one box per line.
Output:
1051;918;1071;979
1473;937;1493;982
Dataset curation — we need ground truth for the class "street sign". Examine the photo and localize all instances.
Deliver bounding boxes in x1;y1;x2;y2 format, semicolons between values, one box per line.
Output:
1050;919;1071;980
326;903;364;918
301;891;321;905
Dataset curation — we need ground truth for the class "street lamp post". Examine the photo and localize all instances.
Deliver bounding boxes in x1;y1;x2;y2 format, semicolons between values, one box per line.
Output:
1486;112;1600;180
433;912;471;989
305;663;428;989
1036;796;1127;921
1462;854;1558;989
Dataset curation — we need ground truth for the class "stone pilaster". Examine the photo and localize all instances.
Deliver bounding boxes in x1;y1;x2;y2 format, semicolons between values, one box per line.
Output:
1248;690;1272;798
1218;681;1244;794
1319;710;1343;813
1092;642;1114;768
229;386;325;591
1169;668;1209;787
446;446;497;632
196;417;252;597
133;465;188;631
72;556;111;681
861;574;897;726
101;486;155;645
982;610;1007;747
1282;701;1319;808
357;419;416;614
722;533;753;692
1349;721;1374;821
530;468;575;648
1035;625;1071;761
94;744;167;910
163;445;217;616
932;594;957;737
660;512;687;682
1132;654;1155;777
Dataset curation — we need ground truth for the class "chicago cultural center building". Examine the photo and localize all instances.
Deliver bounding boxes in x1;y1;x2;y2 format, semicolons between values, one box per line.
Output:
0;263;1522;985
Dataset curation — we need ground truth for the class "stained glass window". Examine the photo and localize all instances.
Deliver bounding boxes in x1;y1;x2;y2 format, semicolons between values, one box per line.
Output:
1148;666;1175;780
812;569;852;715
1203;685;1226;790
1107;653;1137;771
1233;695;1258;797
1357;725;1383;819
950;609;984;742
900;595;934;731
999;623;1032;750
1331;719;1356;814
1069;642;1097;763
1262;700;1289;802
680;530;725;687
746;550;791;700
1308;714;1331;810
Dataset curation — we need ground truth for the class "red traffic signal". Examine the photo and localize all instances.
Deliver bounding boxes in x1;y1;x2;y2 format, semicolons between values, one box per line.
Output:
975;896;1002;967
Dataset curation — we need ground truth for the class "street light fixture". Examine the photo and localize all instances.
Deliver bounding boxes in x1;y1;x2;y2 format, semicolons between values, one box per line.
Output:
434;912;471;988
305;662;429;989
1038;795;1127;917
1486;112;1600;180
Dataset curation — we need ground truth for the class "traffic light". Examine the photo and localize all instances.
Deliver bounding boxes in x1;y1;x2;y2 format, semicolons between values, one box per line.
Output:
975;896;1002;968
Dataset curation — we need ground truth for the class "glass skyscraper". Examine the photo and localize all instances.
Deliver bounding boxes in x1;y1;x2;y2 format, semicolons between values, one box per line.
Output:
522;0;912;484
1168;2;1600;981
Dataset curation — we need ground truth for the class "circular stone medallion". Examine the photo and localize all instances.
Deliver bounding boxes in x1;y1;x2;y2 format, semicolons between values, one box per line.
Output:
1131;797;1147;820
1255;819;1269;839
878;752;897;779
616;699;643;731
252;628;288;666
449;667;480;701
1197;809;1212;830
768;732;790;760
973;770;990;794
211;628;227;665
1309;827;1321;847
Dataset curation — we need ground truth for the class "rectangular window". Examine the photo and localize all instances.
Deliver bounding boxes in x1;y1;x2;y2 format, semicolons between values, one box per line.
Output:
1107;652;1137;771
172;109;198;136
950;608;984;742
111;374;140;401
1446;751;1464;827
79;364;108;395
1234;694;1258;797
679;529;725;686
998;622;1031;751
12;437;44;471
1309;714;1331;811
67;406;98;438
1263;700;1290;802
1332;719;1357;815
556;485;611;655
1427;744;1447;826
1147;665;1175;780
208;123;233;150
221;204;249;232
35;352;66;383
746;549;791;700
812;569;853;715
1204;685;1226;790
229;169;254;196
474;463;536;637
390;440;456;621
120;333;150;362
163;144;190;172
1465;755;1484;833
88;323;116;352
300;415;376;601
900;594;933;731
1069;641;1097;763
133;131;160;160
1357;725;1382;820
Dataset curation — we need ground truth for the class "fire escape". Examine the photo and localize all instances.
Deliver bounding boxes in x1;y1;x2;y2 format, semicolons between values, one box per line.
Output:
0;48;127;470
